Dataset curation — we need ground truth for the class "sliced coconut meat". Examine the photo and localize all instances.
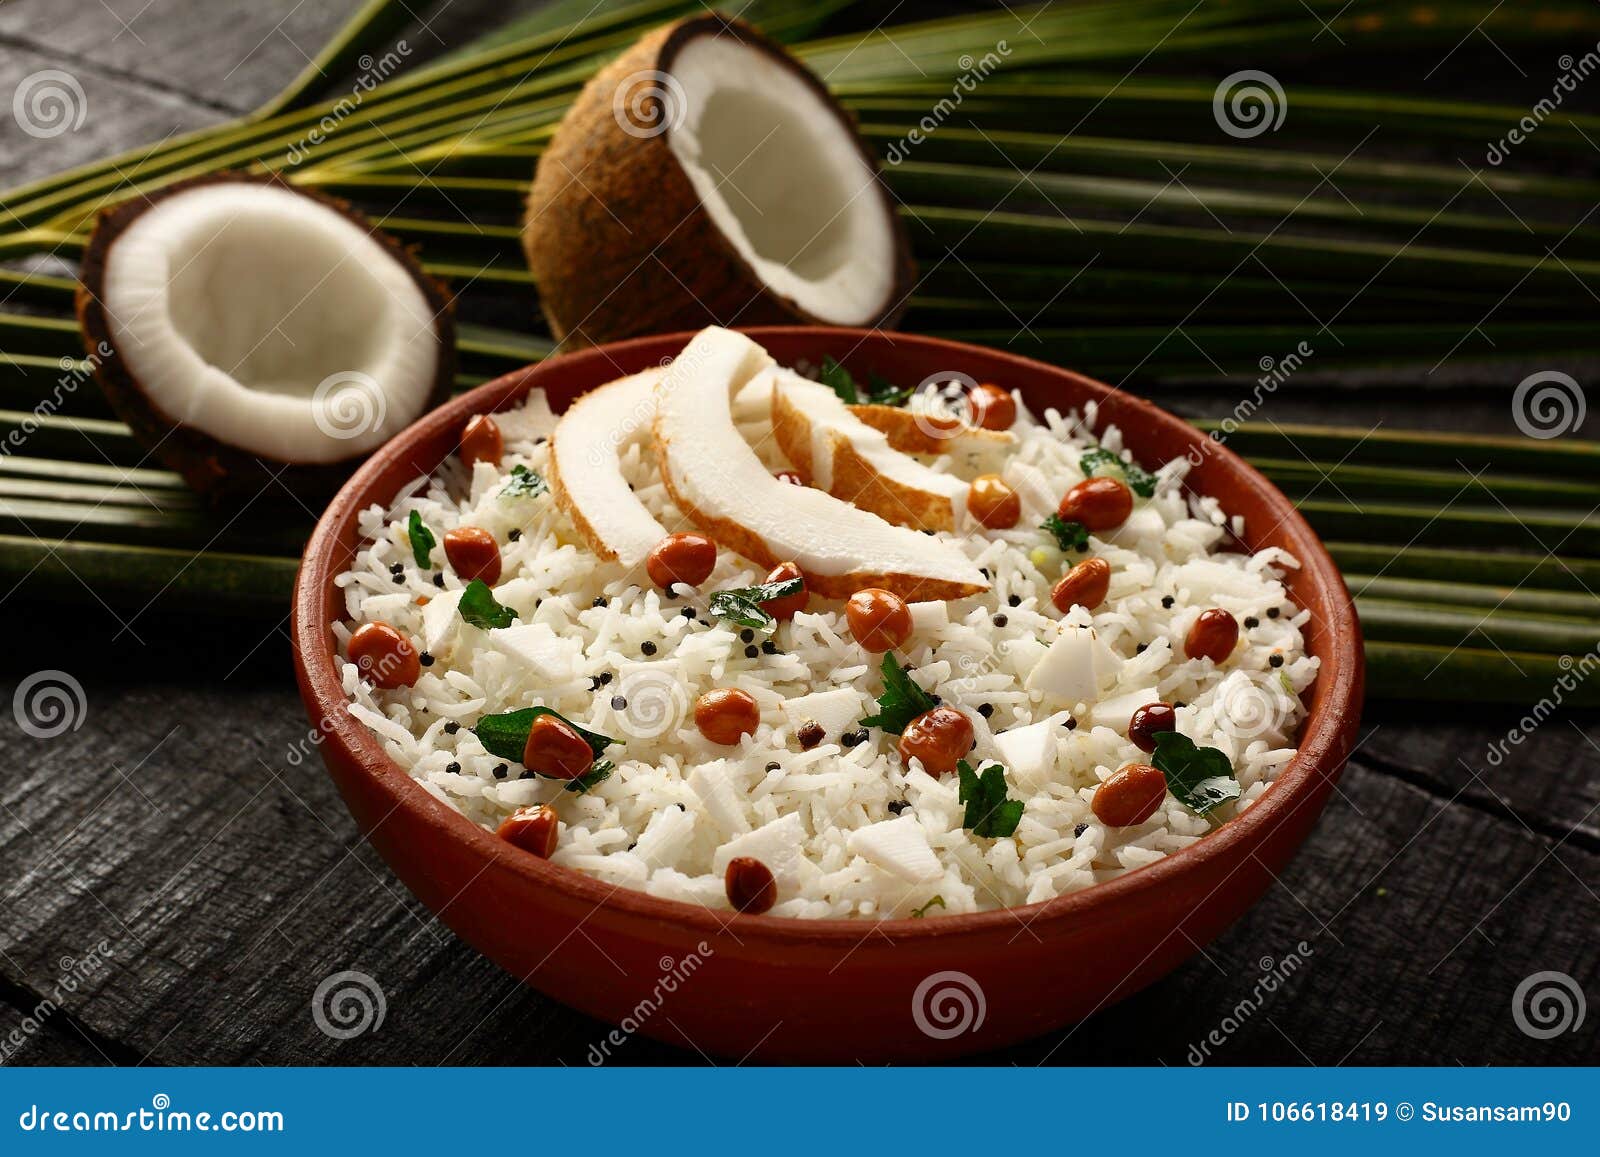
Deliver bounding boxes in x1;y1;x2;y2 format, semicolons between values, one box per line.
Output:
768;368;966;531
653;327;988;602
849;403;1016;458
547;369;667;567
662;29;899;327
80;177;450;495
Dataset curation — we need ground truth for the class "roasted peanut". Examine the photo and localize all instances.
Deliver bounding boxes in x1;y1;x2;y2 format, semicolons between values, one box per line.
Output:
695;688;761;745
897;706;975;776
646;532;717;590
846;588;912;653
1185;608;1239;663
1092;763;1167;827
1051;557;1111;613
443;526;502;585
967;474;1021;529
1057;476;1133;531
348;622;420;689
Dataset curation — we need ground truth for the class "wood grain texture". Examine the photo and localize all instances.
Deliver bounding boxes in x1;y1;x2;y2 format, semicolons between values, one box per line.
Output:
0;0;1597;1067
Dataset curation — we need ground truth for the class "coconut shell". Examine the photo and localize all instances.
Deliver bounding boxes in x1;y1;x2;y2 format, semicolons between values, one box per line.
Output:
521;13;915;347
76;171;455;506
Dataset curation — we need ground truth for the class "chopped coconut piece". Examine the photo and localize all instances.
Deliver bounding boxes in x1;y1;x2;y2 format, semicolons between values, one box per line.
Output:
634;805;697;869
712;812;805;893
688;760;750;837
907;601;948;632
848;816;943;883
1107;505;1167;547
1025;626;1122;705
548;369;667;567
1090;687;1162;731
487;623;581;683
992;712;1071;790
420;588;464;652
779;688;863;740
653;328;988;600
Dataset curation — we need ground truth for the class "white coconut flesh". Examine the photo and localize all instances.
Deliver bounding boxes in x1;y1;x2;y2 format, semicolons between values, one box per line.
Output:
665;35;898;325
654;327;987;598
548;369;667;567
768;368;967;525
99;182;442;464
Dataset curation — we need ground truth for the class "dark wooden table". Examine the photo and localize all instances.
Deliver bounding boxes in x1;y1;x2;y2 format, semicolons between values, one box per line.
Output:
1;1;1596;1067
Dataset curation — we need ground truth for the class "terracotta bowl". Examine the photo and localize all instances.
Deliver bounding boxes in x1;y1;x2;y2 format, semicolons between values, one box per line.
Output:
292;327;1363;1063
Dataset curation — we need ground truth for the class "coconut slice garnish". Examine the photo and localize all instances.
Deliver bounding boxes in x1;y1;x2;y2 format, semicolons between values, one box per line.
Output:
547;369;667;568
521;14;913;346
78;174;452;500
848;403;1016;458
768;368;966;531
654;327;988;602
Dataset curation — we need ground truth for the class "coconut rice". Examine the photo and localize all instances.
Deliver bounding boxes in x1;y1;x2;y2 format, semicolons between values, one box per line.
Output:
332;370;1317;919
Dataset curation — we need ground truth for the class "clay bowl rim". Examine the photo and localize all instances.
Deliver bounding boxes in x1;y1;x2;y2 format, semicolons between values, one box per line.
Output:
292;325;1363;948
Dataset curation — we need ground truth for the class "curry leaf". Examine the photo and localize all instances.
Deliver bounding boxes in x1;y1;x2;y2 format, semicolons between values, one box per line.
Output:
865;370;912;407
407;510;435;567
565;759;614;794
1151;731;1241;815
1079;448;1157;497
458;579;515;629
473;706;615;767
819;356;858;404
860;653;941;734
1041;513;1089;552
501;464;548;499
957;760;1024;838
707;576;803;636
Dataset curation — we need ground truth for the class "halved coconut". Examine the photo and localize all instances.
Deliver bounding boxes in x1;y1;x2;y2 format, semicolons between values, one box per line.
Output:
521;14;913;346
547;368;667;567
653;327;987;602
768;368;966;531
77;173;453;500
